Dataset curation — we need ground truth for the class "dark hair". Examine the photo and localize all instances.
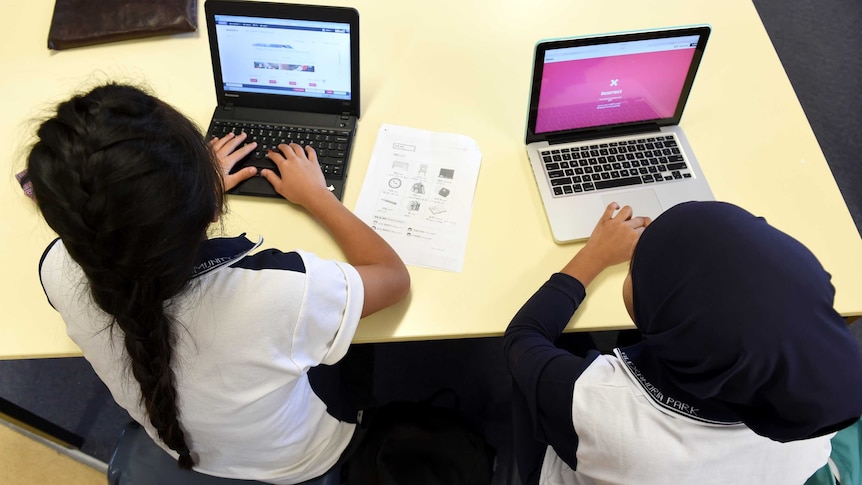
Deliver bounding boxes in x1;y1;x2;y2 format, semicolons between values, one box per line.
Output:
27;83;223;469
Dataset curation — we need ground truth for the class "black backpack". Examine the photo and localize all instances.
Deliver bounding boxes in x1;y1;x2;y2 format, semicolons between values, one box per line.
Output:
344;390;496;485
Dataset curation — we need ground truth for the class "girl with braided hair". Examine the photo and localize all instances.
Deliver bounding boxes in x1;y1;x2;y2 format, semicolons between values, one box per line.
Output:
29;83;409;483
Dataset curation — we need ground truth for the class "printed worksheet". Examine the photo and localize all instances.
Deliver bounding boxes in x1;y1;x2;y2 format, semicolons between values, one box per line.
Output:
354;124;482;272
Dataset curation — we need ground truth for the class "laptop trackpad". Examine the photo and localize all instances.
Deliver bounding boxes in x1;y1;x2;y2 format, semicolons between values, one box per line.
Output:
602;189;663;220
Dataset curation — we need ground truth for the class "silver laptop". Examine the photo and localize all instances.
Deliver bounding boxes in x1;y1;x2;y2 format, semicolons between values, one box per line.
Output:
525;25;714;242
204;0;360;200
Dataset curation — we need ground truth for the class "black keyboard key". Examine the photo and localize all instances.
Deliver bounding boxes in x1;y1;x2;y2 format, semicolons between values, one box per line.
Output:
551;177;572;186
323;157;344;167
666;162;687;171
547;170;565;178
595;176;642;190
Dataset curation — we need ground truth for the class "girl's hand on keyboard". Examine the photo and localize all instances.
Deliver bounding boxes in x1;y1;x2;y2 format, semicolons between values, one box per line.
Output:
262;143;331;206
209;132;258;192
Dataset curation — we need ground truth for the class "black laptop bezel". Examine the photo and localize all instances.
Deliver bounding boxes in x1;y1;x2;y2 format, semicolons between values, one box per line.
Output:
205;0;360;118
525;25;710;145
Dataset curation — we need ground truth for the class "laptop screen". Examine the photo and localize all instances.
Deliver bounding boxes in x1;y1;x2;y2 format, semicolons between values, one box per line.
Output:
213;14;352;101
535;34;700;134
525;26;710;143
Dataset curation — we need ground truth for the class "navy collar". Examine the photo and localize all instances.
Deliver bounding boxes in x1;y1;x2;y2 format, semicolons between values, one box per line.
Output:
615;347;742;426
192;234;263;278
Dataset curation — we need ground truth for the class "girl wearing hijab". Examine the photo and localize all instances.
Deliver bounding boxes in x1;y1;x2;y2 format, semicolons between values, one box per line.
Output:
503;201;862;485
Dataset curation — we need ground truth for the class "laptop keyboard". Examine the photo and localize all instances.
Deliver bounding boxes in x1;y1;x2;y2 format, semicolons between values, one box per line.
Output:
208;121;351;180
540;134;692;197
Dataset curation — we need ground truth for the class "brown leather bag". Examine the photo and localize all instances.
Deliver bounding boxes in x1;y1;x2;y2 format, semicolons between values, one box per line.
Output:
47;0;197;50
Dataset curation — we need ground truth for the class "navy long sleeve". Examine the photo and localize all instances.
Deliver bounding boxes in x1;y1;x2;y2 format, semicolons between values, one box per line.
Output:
503;273;601;474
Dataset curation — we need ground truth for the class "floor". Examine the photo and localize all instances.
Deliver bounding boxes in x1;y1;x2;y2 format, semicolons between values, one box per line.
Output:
1;0;861;483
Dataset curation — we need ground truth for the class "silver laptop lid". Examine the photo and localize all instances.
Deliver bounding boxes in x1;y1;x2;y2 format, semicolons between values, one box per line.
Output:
525;25;710;145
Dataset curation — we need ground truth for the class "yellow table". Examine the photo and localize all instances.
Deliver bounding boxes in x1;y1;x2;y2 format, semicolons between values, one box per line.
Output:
2;0;860;359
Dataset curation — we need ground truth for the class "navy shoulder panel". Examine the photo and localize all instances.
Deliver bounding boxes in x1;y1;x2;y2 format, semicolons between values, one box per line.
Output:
232;248;306;273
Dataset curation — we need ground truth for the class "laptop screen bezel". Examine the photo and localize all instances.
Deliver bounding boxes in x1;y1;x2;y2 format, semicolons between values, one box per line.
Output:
205;0;360;117
525;25;711;144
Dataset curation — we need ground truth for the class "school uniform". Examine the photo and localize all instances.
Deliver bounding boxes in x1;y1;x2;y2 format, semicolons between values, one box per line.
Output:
504;202;862;485
39;234;364;484
506;274;833;485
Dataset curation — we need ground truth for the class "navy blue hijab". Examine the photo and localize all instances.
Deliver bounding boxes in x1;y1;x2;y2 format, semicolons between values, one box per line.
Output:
622;201;862;442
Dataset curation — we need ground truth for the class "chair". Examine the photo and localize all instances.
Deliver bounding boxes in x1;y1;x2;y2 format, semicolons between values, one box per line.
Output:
805;418;862;485
107;422;342;485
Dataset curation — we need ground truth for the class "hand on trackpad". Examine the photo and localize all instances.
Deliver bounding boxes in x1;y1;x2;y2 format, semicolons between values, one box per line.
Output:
602;189;663;220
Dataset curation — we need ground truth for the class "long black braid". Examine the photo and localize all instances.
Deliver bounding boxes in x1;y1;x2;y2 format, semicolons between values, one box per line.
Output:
27;84;224;469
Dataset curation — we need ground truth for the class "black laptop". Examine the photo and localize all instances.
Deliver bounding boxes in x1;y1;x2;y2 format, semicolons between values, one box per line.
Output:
204;0;360;200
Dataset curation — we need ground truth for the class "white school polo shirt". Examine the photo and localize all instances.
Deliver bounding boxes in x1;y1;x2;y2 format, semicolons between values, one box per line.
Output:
539;350;833;485
39;235;364;484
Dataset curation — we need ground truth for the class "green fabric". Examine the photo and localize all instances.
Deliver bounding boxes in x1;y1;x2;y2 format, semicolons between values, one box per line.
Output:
805;418;862;485
806;465;837;485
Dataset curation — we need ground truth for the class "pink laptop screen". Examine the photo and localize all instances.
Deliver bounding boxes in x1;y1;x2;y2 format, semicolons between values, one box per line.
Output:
535;35;699;134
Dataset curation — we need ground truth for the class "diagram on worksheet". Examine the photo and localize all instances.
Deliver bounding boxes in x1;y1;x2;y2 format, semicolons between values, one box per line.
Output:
354;124;482;272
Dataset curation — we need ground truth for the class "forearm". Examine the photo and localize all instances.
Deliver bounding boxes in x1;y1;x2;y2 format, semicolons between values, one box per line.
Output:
561;244;614;288
303;190;410;316
303;190;399;266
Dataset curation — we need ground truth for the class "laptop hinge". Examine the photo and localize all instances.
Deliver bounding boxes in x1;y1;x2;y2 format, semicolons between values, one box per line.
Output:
223;102;235;112
547;123;662;145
